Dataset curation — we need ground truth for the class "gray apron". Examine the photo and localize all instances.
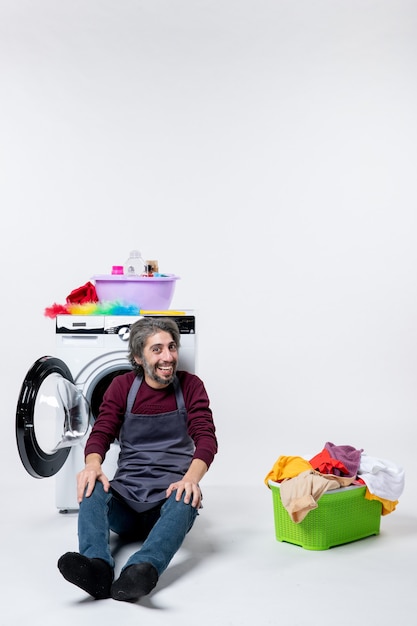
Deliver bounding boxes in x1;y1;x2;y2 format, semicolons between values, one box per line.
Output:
110;375;195;512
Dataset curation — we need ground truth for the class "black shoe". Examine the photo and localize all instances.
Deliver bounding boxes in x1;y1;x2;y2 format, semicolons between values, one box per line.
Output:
110;562;158;603
57;552;113;599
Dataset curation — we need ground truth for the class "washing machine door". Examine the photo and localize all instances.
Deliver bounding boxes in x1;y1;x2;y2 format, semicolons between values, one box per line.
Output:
16;356;90;478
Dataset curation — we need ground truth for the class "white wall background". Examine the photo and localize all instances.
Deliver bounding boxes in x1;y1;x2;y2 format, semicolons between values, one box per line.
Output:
1;0;416;505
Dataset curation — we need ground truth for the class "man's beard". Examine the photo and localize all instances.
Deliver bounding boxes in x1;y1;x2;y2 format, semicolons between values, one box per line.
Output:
142;357;176;386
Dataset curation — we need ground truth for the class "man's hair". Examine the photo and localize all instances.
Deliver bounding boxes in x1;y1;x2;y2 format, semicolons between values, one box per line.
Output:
128;317;181;374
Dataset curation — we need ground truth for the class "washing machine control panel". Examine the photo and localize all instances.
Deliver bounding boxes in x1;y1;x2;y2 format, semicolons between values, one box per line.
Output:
56;314;195;336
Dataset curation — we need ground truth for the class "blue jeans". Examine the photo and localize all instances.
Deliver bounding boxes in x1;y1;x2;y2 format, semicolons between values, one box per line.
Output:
78;483;199;576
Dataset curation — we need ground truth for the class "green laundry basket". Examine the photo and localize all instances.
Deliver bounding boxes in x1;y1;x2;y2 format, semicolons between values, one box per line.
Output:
268;480;382;550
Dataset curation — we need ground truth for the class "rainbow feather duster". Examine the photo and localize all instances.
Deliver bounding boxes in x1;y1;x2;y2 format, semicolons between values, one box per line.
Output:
44;301;141;318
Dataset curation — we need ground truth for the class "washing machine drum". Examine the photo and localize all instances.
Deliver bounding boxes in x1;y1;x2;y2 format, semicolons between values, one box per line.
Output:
16;356;89;478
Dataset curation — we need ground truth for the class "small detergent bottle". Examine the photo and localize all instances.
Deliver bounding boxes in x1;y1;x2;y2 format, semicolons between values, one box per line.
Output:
124;250;145;276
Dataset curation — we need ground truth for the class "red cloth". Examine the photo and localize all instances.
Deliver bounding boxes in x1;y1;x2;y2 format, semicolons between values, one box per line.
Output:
309;448;349;476
66;281;98;304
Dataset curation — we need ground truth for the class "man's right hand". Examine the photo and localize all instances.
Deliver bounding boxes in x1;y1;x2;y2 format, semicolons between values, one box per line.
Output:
76;453;110;502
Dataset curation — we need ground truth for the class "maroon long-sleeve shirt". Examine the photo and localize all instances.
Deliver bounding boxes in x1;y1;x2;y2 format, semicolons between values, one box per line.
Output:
85;370;218;470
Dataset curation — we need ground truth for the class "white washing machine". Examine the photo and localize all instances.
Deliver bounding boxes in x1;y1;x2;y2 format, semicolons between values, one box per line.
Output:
16;312;197;512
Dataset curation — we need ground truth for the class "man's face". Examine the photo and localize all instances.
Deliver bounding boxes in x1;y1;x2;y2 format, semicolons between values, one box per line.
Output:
134;330;178;389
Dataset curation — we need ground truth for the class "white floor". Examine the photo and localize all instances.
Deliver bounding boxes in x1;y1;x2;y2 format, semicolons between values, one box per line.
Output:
0;477;417;626
3;474;416;626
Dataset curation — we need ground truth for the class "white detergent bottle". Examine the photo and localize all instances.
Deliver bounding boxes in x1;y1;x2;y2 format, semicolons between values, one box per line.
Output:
124;250;145;276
